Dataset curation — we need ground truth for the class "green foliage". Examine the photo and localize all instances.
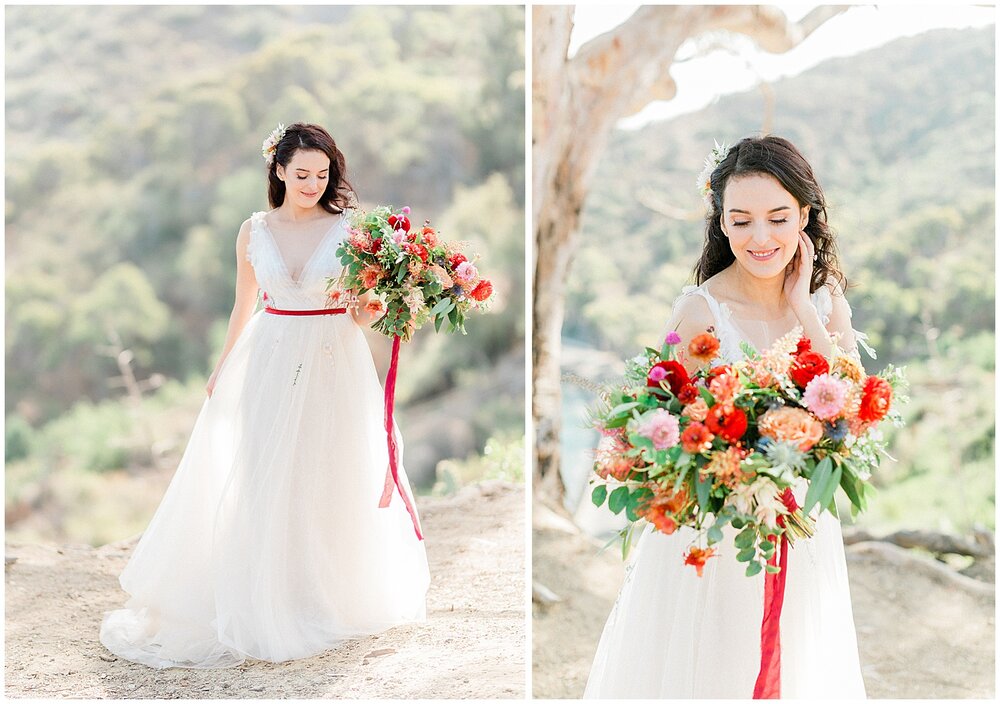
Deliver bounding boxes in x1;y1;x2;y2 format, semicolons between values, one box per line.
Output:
431;432;524;495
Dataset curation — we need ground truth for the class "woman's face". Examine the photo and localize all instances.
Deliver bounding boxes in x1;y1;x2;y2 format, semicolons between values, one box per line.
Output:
276;149;331;207
720;173;810;280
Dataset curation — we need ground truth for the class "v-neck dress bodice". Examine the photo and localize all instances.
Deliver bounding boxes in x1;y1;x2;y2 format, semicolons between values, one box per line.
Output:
247;210;348;310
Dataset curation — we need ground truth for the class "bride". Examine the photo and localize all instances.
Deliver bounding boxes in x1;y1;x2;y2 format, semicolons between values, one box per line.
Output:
584;136;869;698
100;122;430;669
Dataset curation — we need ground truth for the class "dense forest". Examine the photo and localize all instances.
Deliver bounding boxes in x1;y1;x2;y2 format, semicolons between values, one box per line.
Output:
563;26;995;534
4;5;525;544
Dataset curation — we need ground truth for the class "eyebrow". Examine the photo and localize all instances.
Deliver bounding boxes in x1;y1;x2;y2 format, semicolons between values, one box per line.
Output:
294;168;329;172
727;206;792;214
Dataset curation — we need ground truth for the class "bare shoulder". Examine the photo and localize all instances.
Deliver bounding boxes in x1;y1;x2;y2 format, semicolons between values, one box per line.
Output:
666;288;715;338
235;217;253;247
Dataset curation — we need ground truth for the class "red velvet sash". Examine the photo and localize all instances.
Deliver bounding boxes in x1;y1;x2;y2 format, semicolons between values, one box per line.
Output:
753;487;800;699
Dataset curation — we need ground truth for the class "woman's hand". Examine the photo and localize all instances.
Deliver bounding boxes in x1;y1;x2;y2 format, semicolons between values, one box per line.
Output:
784;229;815;313
206;368;219;398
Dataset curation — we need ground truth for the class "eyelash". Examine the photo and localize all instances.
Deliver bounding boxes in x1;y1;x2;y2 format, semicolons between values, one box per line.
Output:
296;174;328;180
732;218;788;227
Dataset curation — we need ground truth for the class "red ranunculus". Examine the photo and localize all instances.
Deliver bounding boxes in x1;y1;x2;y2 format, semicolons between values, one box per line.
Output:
858;375;893;423
405;242;429;262
470;279;493;302
706;364;733;385
789;351;829;388
796;337;812;355
448;253;468;270
647;360;690;397
677;383;700;405
705;403;748;444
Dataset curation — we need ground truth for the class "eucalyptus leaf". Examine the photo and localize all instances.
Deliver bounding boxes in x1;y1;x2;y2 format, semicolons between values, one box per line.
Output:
591;484;608;507
745;560;763;577
608;486;629;515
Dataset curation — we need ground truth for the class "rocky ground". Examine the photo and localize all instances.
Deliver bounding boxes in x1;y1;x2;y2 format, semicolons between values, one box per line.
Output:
5;481;525;699
532;503;995;699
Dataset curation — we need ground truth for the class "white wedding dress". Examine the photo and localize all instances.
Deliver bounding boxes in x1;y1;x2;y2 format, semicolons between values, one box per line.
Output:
100;209;430;669
584;282;868;699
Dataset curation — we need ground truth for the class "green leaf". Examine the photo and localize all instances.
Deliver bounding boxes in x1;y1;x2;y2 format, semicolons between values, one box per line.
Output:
745;560;763;577
759;540;775;552
803;457;833;515
609;401;641;417
591;484;608;507
839;469;863;511
817;464;842;516
695;469;710;512
707;525;724;544
434;314;444;333
732;516;747;530
734;526;756;549
430;297;453;316
765;564;782;574
737;547;757;562
625;487;653;522
698;386;716;406
608;486;629;515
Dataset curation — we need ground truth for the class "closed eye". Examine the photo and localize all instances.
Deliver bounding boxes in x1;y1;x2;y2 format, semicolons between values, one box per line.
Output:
732;218;788;227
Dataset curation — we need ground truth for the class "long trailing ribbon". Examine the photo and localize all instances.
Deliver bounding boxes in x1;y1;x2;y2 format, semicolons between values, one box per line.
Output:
753;487;800;699
377;334;424;540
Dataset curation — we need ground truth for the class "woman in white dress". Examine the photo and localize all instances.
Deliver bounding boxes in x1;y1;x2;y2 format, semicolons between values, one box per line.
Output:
585;136;869;699
100;122;430;669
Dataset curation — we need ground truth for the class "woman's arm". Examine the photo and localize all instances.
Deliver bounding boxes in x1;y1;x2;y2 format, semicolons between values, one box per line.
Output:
206;219;260;397
825;281;860;359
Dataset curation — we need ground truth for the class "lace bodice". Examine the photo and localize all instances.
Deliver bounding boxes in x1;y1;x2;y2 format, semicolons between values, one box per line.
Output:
246;210;349;310
673;282;875;363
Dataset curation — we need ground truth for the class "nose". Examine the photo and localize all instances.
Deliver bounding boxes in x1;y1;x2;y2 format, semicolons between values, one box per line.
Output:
750;224;772;245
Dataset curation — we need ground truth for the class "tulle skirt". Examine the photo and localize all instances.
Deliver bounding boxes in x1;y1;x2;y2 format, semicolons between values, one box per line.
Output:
100;310;430;669
584;481;866;699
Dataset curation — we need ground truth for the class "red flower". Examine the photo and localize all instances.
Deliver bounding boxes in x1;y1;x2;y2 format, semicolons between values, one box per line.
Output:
684;546;717;577
365;237;382;254
680;421;714;454
646;360;690;396
470;279;493;302
677;383;700;405
796;337;812;355
405;242;429;262
448;253;468;270
705;403;748;444
688;332;721;364
388;213;411;232
706;364;733;385
858;376;893;423
789;351;829;388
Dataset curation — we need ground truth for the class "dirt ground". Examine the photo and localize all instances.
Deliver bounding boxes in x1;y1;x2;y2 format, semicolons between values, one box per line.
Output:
532;505;995;700
5;481;525;699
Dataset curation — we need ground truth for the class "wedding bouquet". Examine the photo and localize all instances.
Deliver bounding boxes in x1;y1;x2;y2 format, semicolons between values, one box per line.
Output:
329;205;493;341
589;328;907;577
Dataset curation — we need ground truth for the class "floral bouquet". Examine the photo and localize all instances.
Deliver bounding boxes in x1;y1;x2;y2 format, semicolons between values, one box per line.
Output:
589;328;907;577
329;205;493;342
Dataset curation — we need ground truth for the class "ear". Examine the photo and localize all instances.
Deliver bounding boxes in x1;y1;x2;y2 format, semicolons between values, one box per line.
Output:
799;205;810;230
275;164;285;182
718;213;728;238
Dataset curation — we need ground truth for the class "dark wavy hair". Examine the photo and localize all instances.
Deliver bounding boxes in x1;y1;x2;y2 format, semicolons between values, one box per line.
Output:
266;122;355;213
694;135;847;295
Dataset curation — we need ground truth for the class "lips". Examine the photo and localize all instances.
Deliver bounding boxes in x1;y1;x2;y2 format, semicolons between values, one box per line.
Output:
302;192;318;197
747;247;779;261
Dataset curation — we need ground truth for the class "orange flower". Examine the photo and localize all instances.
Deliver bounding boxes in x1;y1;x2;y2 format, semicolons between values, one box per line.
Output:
681;397;709;423
639;486;690;535
685;545;717;577
832;355;865;385
688;332;721;364
704;445;750;488
593;433;637;481
758;406;824;452
709;372;740;405
680;421;714;454
360;263;386;289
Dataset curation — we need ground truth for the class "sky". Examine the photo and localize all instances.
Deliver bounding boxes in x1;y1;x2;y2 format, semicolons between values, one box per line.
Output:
567;3;997;129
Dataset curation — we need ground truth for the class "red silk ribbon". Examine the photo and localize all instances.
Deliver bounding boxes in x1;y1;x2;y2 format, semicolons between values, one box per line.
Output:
753;487;800;699
377;334;424;540
264;306;348;316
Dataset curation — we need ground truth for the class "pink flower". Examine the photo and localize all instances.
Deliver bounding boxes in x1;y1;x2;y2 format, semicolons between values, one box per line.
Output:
637;409;680;450
802;373;849;421
454;261;478;284
648;365;668;383
392;230;408;245
664;330;682;345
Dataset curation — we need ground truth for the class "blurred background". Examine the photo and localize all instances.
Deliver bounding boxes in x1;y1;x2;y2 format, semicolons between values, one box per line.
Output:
5;4;526;547
532;5;994;698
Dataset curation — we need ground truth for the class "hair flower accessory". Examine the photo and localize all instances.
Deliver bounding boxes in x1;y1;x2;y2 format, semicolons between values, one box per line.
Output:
261;123;287;167
697;139;731;210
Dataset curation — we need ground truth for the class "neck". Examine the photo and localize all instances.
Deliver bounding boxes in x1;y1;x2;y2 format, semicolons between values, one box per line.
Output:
277;200;322;222
729;262;787;314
